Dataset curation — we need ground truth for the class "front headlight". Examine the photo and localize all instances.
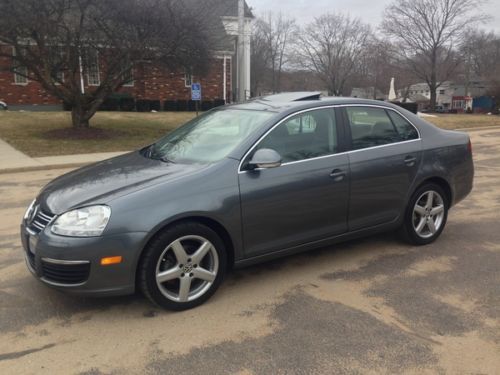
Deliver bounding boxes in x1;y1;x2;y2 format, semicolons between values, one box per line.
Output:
51;205;111;237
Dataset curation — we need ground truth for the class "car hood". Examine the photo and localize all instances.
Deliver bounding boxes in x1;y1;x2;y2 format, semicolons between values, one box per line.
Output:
38;151;207;214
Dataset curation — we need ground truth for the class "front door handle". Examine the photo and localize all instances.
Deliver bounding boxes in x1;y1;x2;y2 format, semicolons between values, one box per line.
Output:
330;169;346;182
404;156;417;167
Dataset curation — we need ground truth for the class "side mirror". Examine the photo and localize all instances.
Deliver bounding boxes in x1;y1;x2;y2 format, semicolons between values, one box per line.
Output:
248;148;282;169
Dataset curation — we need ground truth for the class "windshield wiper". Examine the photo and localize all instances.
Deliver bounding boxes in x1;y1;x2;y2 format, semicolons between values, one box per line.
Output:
141;144;155;158
159;156;175;164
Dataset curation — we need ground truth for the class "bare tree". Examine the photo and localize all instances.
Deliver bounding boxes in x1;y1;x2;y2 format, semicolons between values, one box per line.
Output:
382;0;487;111
461;29;500;80
250;19;271;96
295;13;371;96
0;0;222;128
251;12;296;95
354;38;398;99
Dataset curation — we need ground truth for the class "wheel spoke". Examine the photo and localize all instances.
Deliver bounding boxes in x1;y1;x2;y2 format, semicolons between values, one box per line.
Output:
415;217;426;234
156;267;182;283
431;205;444;216
425;191;434;209
170;240;188;264
178;277;192;302
428;218;437;234
414;205;426;216
191;241;211;264
193;267;216;282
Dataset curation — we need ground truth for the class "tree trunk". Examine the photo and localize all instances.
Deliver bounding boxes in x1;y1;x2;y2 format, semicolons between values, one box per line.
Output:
71;105;90;128
429;49;438;112
70;97;104;128
430;89;437;113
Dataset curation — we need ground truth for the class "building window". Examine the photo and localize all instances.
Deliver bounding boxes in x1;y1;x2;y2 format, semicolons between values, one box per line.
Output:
123;78;134;87
12;47;28;85
14;65;28;85
53;71;64;84
452;100;465;109
184;71;192;88
439;90;445;95
52;47;65;84
86;50;100;86
122;68;134;87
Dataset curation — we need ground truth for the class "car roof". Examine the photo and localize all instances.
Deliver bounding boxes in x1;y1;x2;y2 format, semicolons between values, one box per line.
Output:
226;94;398;114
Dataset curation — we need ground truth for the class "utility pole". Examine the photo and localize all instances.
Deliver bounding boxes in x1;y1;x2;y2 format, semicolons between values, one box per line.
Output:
237;0;245;102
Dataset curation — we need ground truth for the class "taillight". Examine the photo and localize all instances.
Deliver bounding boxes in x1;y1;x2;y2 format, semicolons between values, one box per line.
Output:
467;139;472;154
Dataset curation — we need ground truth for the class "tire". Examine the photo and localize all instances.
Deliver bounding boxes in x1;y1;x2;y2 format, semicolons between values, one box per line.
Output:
139;222;227;310
399;183;449;246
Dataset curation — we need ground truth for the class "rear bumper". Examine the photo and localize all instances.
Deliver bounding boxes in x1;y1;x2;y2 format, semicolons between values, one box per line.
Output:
21;223;147;297
452;155;474;207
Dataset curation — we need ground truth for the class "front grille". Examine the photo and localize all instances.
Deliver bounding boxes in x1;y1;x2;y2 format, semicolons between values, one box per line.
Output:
28;208;55;235
41;261;90;285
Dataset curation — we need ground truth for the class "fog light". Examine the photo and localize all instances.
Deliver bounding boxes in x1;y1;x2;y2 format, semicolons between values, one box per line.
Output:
100;256;123;266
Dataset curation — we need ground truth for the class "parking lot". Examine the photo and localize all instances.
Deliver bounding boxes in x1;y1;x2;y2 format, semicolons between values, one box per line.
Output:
0;127;499;374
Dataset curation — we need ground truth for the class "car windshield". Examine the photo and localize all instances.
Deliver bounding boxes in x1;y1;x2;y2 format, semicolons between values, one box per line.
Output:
147;109;274;164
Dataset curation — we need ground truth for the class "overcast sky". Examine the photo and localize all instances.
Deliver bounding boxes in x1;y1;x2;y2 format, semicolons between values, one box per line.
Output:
247;0;500;32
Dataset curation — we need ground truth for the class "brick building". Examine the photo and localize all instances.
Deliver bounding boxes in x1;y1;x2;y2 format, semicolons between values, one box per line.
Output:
0;0;253;111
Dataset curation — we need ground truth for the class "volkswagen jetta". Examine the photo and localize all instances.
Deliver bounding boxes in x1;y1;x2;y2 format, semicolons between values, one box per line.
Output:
21;94;474;310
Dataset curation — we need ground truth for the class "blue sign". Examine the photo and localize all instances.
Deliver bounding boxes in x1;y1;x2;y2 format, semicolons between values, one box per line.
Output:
191;83;202;101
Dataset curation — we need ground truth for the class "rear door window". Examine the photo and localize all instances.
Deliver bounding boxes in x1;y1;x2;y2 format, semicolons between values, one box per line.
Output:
345;107;417;150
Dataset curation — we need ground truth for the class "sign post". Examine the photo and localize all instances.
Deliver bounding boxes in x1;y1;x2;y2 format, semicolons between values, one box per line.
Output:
191;83;202;116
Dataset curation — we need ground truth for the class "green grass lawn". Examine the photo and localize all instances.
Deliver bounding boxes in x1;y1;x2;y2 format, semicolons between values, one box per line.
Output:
424;114;500;130
0;110;499;157
0;111;195;157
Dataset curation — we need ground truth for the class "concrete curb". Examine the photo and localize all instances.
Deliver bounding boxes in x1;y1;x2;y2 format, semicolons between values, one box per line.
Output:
0;151;128;175
0;162;91;175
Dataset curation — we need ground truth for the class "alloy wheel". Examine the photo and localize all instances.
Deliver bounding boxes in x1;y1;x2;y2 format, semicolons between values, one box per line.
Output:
155;235;219;303
412;190;445;239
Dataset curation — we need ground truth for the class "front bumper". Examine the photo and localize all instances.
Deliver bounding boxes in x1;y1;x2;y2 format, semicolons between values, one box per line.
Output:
21;222;147;297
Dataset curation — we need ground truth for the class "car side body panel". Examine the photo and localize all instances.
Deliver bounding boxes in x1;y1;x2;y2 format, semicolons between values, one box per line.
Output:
239;153;350;257
346;140;423;231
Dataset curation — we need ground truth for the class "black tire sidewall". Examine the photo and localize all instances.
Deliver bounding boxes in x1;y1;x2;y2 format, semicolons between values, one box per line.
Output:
403;183;449;245
139;222;227;311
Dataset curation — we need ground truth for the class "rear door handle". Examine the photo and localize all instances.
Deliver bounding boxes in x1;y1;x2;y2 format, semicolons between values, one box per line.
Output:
404;156;417;167
330;169;346;182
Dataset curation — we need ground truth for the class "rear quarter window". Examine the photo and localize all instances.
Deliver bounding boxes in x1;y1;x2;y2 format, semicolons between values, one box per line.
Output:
387;111;419;141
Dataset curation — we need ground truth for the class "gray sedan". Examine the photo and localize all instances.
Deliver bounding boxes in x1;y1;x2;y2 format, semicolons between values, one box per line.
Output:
20;94;474;310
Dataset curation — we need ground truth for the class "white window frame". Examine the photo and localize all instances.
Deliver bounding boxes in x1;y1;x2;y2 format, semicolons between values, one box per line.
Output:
14;66;28;85
184;71;193;88
12;47;28;85
87;50;101;86
53;47;65;85
122;68;134;87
